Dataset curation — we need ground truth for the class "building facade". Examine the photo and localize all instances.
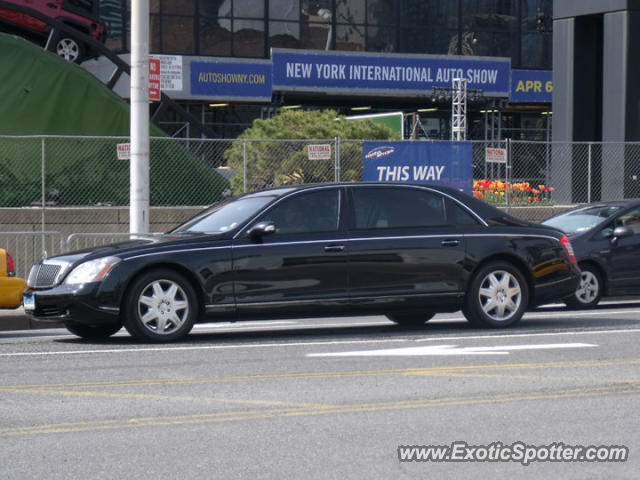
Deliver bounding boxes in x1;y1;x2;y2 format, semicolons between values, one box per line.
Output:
97;0;553;139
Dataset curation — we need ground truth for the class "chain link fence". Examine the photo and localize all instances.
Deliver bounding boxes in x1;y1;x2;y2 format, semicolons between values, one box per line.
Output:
2;135;640;232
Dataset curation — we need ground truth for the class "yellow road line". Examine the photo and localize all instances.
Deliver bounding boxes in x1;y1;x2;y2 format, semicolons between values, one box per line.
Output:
2;358;639;392
2;383;638;438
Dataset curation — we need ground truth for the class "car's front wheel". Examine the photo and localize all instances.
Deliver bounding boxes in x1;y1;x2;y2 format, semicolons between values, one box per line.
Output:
387;312;434;327
123;269;198;342
56;36;85;63
65;322;122;340
463;261;529;327
564;265;602;309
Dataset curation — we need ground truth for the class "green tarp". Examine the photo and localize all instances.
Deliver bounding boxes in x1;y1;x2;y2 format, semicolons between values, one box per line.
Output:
0;34;228;206
0;33;151;135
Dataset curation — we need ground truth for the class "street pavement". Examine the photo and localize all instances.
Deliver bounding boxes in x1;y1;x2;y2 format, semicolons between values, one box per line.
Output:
1;301;639;479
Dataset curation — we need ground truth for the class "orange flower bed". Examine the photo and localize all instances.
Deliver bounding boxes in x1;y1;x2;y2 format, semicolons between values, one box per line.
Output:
473;180;554;205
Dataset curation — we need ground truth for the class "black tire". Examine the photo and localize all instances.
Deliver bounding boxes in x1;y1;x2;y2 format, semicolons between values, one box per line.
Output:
56;36;85;63
387;312;435;326
65;322;122;340
463;261;529;328
564;265;603;309
123;269;198;342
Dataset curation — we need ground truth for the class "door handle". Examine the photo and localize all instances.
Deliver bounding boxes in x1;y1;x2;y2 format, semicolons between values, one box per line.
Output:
324;244;345;253
440;239;460;247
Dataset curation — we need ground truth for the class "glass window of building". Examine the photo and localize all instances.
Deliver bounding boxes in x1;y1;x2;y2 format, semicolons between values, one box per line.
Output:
336;24;364;51
269;21;301;49
366;0;397;26
400;27;458;55
460;0;518;60
270;0;300;21
521;32;551;68
232;19;265;57
337;0;365;24
161;0;195;15
161;15;194;54
400;0;457;28
366;26;396;52
234;0;264;18
521;0;552;68
199;20;232;56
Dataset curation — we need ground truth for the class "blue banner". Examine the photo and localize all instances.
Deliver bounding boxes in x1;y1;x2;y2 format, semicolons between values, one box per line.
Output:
272;49;510;97
190;60;272;101
362;142;473;194
510;69;552;103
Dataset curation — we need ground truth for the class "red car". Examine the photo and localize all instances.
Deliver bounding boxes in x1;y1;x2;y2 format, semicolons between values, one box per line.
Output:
0;0;106;63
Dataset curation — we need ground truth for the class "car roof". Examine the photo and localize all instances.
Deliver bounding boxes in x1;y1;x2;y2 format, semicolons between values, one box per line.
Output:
561;199;640;213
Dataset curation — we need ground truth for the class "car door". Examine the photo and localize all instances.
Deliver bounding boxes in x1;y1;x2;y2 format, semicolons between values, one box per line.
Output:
600;206;640;291
345;185;466;310
231;187;349;316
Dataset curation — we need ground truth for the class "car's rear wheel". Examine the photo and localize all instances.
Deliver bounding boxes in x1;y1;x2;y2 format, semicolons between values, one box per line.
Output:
56;36;84;63
564;265;602;309
65;322;122;340
463;261;529;327
123;269;198;342
387;312;435;326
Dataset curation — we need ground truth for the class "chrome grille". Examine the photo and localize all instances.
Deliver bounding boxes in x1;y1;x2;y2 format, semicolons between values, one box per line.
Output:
28;263;64;288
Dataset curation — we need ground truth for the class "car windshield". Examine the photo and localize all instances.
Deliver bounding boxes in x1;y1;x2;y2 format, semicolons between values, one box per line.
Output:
171;195;279;234
542;205;622;234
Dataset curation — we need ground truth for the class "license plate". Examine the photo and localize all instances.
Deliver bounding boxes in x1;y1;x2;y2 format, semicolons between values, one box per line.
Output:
23;294;35;311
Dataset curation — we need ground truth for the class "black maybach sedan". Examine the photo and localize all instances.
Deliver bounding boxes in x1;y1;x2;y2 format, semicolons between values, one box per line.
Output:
24;183;580;342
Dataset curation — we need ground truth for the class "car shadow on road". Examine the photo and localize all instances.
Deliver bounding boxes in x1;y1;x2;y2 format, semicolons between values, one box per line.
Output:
52;308;640;346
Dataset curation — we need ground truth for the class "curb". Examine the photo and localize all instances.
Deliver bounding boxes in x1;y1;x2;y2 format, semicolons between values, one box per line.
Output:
0;309;62;331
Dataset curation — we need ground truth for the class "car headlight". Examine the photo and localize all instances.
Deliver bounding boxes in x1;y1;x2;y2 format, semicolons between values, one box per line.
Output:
63;257;121;285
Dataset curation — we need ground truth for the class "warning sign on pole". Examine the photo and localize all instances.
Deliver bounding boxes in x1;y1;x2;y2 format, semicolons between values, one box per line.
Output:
485;147;507;164
117;143;131;160
149;58;161;101
308;144;332;160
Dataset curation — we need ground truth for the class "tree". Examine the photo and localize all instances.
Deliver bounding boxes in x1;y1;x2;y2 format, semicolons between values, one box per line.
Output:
223;109;398;194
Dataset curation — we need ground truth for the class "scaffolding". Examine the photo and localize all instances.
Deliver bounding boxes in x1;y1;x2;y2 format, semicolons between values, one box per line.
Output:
451;77;467;141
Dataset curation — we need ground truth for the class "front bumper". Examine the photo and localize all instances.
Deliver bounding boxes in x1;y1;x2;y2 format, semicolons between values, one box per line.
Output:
24;282;120;325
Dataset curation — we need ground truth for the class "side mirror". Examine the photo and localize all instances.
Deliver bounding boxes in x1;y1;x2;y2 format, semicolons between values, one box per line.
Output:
611;225;633;244
246;222;276;242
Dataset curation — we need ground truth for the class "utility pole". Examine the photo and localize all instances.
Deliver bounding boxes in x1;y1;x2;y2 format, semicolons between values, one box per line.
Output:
130;0;150;234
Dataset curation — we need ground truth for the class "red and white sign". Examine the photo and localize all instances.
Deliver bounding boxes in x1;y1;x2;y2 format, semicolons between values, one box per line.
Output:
308;144;332;160
117;143;130;160
485;147;507;164
149;58;161;101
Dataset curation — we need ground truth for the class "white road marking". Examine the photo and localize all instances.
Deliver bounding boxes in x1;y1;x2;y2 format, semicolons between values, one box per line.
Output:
192;321;295;330
307;343;597;357
186;307;640;333
0;328;637;358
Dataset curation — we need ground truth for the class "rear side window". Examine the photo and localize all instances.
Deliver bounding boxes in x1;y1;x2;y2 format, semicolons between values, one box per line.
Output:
453;203;481;225
352;187;446;229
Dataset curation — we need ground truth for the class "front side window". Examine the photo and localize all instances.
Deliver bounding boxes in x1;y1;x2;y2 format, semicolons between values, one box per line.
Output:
258;189;340;235
352;187;446;229
597;207;640;238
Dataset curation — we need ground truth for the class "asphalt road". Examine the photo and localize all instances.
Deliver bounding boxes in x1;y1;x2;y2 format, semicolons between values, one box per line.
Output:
1;301;639;479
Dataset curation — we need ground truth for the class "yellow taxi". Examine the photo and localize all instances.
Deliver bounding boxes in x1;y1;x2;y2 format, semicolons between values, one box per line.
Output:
0;248;26;309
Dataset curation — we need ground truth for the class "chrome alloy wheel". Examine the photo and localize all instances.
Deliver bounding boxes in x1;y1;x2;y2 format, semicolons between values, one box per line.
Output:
56;38;80;62
575;270;599;305
137;279;190;335
478;270;522;322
